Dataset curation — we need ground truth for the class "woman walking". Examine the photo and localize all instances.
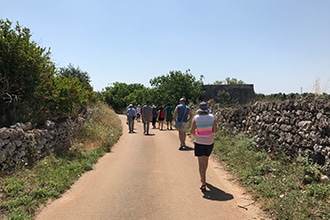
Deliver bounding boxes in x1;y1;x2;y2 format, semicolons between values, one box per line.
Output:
157;106;165;130
190;102;217;191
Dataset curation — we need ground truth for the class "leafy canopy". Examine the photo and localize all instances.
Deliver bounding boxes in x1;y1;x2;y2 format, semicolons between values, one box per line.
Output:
0;19;96;126
149;69;205;106
103;82;150;113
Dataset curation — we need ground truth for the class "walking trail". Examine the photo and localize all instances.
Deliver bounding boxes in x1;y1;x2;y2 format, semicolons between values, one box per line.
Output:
35;114;270;220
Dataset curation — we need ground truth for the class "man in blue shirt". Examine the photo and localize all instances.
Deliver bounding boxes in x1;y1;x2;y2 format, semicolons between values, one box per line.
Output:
173;98;192;150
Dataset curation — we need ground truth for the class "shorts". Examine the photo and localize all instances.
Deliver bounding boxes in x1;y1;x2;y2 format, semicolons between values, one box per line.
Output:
166;116;173;122
177;122;187;131
194;142;214;157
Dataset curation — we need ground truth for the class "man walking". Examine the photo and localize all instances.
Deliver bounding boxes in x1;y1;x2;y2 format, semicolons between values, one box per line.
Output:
173;98;192;150
164;102;174;130
141;101;152;135
126;104;137;133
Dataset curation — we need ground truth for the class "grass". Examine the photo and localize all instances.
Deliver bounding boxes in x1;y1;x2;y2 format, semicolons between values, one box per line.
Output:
213;130;330;220
0;103;122;220
1;103;329;219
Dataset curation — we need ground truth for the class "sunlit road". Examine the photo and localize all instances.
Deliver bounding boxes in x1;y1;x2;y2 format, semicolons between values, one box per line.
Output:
35;115;268;220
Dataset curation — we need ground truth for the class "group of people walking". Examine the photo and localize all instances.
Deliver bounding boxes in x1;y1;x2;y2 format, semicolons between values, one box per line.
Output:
126;102;174;134
126;98;217;191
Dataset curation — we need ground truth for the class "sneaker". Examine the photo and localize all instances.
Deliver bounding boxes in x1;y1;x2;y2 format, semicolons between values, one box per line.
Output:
179;144;185;150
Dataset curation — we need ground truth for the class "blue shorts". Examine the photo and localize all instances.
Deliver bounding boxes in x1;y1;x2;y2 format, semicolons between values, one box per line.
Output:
194;142;214;157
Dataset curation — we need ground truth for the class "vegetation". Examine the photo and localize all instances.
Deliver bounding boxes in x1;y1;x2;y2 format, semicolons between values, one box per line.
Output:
0;19;98;127
1;17;329;220
102;69;205;113
149;69;205;106
102;82;149;113
0;19;55;126
213;131;330;220
255;92;330;102
214;77;245;85
0;103;122;220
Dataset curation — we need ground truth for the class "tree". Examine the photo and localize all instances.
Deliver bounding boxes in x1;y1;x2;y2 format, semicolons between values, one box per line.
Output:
214;77;245;85
103;82;150;113
0;19;55;126
149;69;205;106
0;19;94;126
57;63;93;92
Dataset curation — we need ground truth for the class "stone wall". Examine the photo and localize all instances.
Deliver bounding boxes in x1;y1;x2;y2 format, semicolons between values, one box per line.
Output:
212;99;330;176
0;109;95;175
203;84;256;104
0;119;76;174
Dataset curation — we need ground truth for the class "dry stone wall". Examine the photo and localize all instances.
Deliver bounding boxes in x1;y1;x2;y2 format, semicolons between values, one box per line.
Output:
0;119;76;174
212;99;330;176
0;109;95;175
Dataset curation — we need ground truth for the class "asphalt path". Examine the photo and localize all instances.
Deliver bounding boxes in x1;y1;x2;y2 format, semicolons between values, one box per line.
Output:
35;114;269;220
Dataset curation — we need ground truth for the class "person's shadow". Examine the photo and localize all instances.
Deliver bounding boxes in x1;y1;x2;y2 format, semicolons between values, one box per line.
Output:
179;145;194;151
201;183;234;201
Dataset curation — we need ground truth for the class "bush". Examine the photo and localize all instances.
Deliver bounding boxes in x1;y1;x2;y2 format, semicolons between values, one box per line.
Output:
0;19;96;126
0;19;55;126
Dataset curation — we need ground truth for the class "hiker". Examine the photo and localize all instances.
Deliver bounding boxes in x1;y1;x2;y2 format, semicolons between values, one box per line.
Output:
173;98;192;150
190;102;217;191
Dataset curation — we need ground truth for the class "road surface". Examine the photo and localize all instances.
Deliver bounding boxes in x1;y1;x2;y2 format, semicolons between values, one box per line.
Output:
35;115;269;220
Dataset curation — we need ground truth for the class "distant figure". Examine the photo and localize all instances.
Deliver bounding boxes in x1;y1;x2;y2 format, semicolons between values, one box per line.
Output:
141;101;152;135
164;103;173;130
136;105;141;122
173;98;192;150
126;104;137;133
157;106;165;130
151;105;158;129
190;102;217;191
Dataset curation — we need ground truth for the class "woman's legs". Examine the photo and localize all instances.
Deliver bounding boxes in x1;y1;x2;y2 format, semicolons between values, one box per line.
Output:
198;156;209;185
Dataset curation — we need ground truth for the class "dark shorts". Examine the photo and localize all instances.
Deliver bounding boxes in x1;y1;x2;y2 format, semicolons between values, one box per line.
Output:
194;142;214;157
166;116;173;122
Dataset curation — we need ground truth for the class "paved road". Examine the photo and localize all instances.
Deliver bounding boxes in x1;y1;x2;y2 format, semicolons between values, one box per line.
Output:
35;115;269;220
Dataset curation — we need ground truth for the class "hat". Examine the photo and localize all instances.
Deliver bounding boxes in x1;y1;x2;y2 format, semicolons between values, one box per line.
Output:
197;102;209;113
179;98;185;102
128;104;133;107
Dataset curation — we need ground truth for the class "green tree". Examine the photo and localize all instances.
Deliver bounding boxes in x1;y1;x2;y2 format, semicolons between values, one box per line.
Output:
149;69;205;106
56;64;100;105
103;82;150;113
0;19;55;126
37;76;90;119
57;63;93;92
214;77;245;85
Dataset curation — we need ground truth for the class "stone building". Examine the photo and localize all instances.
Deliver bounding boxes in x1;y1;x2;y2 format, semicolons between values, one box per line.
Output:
202;84;256;105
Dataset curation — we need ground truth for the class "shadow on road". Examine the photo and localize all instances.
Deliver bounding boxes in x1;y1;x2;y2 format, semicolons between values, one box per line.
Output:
202;183;234;201
144;133;155;136
179;145;194;151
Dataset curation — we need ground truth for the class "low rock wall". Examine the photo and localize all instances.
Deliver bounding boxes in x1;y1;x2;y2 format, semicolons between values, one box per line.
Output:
212;99;330;176
0;119;76;174
0;108;95;175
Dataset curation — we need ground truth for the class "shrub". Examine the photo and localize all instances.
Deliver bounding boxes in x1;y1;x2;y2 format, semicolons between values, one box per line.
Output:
0;19;55;126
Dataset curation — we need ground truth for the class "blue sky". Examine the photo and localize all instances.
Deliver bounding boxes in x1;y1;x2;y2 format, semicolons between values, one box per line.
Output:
2;0;330;94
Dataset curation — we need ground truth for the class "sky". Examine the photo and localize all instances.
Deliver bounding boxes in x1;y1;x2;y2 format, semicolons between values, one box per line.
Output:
2;0;330;94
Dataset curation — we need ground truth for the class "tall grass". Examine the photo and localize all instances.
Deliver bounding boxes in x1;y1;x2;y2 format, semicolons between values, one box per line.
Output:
213;130;330;220
0;103;122;220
